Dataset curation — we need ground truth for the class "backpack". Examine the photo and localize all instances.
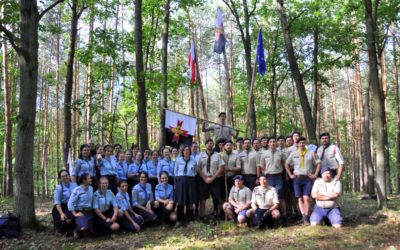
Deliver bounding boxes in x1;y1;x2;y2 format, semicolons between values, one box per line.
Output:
0;212;22;239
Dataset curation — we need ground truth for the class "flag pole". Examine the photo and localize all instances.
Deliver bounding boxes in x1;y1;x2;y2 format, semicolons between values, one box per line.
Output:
244;56;258;138
163;107;240;132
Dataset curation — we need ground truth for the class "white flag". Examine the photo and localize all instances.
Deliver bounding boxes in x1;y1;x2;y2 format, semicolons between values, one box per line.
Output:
165;110;196;136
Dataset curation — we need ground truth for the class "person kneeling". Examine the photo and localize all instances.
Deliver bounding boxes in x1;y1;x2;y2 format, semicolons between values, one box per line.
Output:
132;171;157;225
247;174;280;229
154;172;177;225
115;181;143;232
310;167;342;228
223;175;252;225
92;177;120;235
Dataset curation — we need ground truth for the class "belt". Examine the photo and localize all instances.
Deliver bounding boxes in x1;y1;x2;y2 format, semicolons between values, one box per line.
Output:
76;208;92;212
295;175;309;179
266;173;282;176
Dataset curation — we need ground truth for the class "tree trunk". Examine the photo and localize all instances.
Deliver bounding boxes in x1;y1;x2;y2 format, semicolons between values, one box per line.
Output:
393;22;400;194
55;8;61;173
85;9;94;143
159;0;170;148
135;0;149;150
63;0;82;167
312;26;319;141
222;50;233;126
276;0;317;144
1;24;13;197
364;0;387;208
329;70;339;147
41;74;49;198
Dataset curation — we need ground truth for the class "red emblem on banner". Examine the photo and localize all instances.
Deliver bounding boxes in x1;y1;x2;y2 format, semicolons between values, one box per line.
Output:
169;120;188;143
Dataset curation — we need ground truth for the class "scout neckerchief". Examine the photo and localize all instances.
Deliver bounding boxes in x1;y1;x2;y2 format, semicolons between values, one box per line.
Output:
297;148;308;169
100;189;108;210
163;183;169;199
206;151;213;173
183;157;190;175
139;183;148;201
320;143;331;160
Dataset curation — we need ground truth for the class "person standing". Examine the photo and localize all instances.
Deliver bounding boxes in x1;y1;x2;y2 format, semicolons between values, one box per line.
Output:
233;137;244;155
316;132;344;181
285;136;320;225
221;140;241;191
202;112;237;142
238;138;257;190
96;145;118;194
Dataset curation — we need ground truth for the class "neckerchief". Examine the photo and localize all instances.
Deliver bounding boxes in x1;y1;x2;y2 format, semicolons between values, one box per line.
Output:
183;157;190;175
206;151;213;173
139;183;148;201
297;148;308;169
320;144;331;160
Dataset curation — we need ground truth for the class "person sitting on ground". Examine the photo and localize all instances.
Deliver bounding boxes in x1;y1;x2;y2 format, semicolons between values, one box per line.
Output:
247;174;280;229
154;171;177;225
310;167;343;228
132;171;157;224
52;170;77;236
222;175;252;225
67;173;94;238
115;181;143;232
92;177;120;235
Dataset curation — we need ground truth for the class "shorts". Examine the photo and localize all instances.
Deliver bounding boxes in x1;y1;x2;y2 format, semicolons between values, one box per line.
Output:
310;205;342;225
293;176;313;198
225;203;247;218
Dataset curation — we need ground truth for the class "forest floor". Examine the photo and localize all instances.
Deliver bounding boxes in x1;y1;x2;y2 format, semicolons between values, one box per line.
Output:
0;194;399;250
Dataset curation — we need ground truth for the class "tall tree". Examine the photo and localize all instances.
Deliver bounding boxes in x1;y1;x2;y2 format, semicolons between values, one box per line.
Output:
159;0;170;148
0;0;64;226
276;0;317;143
364;0;388;208
134;0;149;150
392;22;400;193
63;0;86;167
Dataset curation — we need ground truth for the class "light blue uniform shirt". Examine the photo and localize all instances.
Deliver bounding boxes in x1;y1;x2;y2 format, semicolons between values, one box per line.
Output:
157;159;174;178
155;183;174;201
71;158;95;178
192;152;201;162
116;162;127;181
93;189;117;212
127;161;148;175
146;160;158;177
54;182;78;205
174;156;197;177
115;191;131;211
132;183;154;206
68;185;94;211
98;157;117;176
110;155;119;167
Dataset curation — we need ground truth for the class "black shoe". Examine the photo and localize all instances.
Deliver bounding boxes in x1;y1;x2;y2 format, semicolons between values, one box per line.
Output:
255;223;266;230
281;216;289;227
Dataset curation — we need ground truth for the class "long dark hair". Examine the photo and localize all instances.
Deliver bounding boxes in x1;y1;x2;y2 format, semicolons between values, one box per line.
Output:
78;144;91;160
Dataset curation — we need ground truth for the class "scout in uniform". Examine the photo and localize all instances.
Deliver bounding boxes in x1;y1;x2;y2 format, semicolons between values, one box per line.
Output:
316;132;345;181
260;136;268;152
67;173;94;238
96;145;118;194
127;151;148;193
238;138;260;190
115;181;143;232
71;144;95;185
197;139;225;221
174;145;197;224
116;152;127;182
154;171;177;225
258;136;287;224
111;143;122;166
202;112;237;142
157;148;175;185
285;136;321;225
92;177;120;234
247;174;280;229
146;150;160;192
221;140;241;192
222;175;252;224
52;170;77;235
277;136;285;151
131;171;157;224
233;137;244;155
310;167;343;228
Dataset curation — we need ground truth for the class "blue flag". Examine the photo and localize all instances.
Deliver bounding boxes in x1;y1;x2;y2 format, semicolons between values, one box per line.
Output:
256;29;266;76
214;8;226;54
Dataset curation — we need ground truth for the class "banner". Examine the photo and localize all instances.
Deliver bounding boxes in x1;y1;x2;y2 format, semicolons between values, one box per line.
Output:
165;110;197;147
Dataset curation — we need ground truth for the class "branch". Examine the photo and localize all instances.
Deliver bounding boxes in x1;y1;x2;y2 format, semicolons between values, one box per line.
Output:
0;23;22;53
249;0;258;17
77;5;88;18
38;0;65;21
288;9;307;29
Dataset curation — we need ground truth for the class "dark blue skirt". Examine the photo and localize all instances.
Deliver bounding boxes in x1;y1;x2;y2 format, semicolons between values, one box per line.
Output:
174;176;197;206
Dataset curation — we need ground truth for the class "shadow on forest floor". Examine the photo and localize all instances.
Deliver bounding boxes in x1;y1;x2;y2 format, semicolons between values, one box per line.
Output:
0;194;399;250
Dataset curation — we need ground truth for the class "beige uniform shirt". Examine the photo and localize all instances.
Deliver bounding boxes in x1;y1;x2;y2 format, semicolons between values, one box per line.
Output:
251;186;279;209
204;124;236;141
238;150;259;175
312;178;342;208
286;149;320;175
197;151;224;177
259;149;284;174
316;144;344;170
221;151;240;177
229;186;252;205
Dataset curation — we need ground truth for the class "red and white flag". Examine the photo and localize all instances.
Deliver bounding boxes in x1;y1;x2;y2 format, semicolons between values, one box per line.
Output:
188;39;196;83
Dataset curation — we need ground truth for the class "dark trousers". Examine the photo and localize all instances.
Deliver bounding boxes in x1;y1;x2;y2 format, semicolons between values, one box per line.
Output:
93;209;115;235
252;208;275;228
52;204;75;235
243;174;257;190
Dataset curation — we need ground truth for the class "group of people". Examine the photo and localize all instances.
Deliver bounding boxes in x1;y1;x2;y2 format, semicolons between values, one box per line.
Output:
52;112;345;238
